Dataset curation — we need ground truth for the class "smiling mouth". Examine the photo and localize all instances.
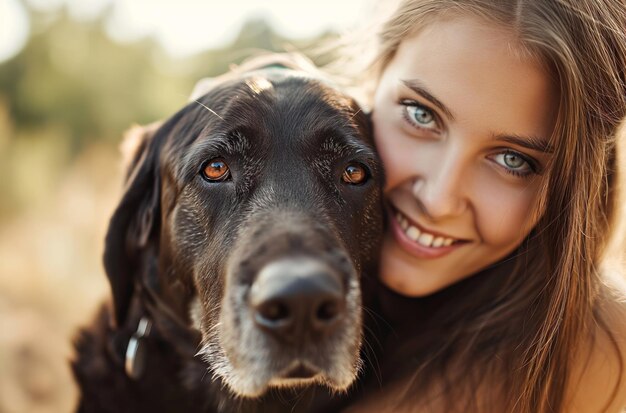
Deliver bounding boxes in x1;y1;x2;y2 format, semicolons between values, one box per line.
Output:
391;207;469;248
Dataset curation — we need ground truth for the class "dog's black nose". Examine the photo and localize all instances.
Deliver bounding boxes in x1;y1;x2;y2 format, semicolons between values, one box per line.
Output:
250;258;345;343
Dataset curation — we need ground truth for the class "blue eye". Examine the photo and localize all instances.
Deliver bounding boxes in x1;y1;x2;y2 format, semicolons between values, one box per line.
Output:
502;153;525;169
408;106;434;125
400;100;439;131
491;151;535;178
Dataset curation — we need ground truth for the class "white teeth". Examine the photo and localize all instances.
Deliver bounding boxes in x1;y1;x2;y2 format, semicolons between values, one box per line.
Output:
418;233;434;247
401;219;409;231
406;226;420;241
395;209;459;248
396;213;409;230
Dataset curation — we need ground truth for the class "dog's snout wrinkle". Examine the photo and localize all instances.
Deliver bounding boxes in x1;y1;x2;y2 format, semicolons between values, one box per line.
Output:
249;257;345;343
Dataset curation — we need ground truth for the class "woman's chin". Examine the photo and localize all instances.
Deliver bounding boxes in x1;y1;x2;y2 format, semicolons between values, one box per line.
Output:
378;239;452;297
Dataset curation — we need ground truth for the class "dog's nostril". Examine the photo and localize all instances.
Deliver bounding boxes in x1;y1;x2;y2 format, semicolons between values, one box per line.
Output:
316;299;340;322
257;301;290;323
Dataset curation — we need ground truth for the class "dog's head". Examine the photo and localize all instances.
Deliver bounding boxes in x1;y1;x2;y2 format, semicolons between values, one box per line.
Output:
104;63;383;397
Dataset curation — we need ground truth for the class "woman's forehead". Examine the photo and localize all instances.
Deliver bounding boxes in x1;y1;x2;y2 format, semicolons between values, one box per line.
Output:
386;16;559;144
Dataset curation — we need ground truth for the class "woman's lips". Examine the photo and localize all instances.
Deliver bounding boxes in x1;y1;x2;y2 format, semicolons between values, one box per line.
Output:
388;207;469;259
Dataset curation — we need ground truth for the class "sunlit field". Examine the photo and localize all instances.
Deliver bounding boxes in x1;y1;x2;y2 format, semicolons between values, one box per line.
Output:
0;140;117;412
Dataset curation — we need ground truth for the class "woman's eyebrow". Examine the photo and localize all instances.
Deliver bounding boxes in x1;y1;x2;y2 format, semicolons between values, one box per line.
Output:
496;134;555;154
401;79;455;120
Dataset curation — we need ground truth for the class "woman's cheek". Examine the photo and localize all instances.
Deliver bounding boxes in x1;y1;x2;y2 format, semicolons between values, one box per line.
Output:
474;177;541;247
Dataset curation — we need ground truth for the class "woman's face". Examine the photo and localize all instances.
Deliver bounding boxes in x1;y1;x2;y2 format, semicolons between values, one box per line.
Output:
373;16;558;296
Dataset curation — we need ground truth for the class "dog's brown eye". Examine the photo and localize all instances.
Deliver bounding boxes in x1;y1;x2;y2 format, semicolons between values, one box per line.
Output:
342;163;368;185
202;158;230;181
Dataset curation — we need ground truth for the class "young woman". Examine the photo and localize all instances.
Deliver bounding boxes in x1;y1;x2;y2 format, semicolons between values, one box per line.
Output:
336;0;626;412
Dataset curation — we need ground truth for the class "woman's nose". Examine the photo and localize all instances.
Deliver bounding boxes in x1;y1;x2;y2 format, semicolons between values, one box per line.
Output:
412;156;468;220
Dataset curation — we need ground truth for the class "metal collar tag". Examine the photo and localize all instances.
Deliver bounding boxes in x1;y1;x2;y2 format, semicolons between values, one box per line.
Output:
125;317;152;379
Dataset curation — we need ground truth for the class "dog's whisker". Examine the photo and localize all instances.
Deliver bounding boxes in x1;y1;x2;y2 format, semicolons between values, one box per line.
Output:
349;107;363;121
201;367;210;382
206;321;222;336
193;99;225;121
195;345;209;358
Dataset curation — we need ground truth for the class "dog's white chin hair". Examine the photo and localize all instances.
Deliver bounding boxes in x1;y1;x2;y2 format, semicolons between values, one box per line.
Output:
193;278;364;398
196;342;359;398
197;341;272;398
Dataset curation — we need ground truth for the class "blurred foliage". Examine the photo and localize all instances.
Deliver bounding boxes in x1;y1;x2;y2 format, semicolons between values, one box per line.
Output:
0;4;337;219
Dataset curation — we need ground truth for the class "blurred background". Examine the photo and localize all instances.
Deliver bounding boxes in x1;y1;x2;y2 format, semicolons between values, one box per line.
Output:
0;0;373;411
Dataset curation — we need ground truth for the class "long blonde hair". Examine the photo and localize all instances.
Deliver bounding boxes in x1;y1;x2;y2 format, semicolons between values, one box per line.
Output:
328;1;626;411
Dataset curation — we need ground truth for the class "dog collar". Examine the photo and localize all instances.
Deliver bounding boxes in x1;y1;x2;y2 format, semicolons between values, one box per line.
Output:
125;317;152;379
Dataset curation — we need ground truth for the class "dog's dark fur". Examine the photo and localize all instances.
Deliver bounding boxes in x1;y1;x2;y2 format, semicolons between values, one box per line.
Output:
72;60;384;412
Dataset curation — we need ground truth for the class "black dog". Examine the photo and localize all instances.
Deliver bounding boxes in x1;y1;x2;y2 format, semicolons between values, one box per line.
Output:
72;58;384;412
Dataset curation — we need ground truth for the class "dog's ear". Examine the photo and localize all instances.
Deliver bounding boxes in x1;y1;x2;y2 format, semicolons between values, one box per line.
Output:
105;78;227;327
103;122;165;327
